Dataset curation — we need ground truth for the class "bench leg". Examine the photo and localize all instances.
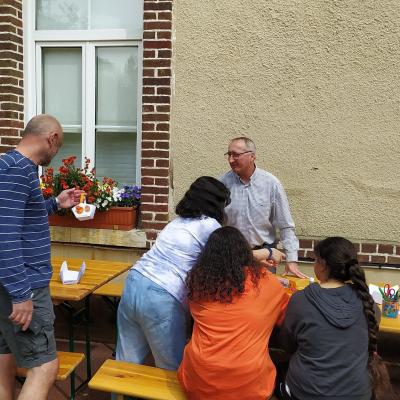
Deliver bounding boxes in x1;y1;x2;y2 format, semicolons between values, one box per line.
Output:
58;299;91;399
69;372;76;400
84;295;92;379
67;304;76;400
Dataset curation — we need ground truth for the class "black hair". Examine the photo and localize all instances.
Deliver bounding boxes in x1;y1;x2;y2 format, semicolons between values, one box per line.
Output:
187;226;265;303
175;176;230;224
315;237;396;400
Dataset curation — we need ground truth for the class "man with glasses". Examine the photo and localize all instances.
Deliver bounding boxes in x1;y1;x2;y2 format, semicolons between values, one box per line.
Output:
220;137;307;278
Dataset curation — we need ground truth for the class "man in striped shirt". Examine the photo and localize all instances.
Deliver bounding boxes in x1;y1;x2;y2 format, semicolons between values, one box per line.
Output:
0;115;82;400
220;137;307;278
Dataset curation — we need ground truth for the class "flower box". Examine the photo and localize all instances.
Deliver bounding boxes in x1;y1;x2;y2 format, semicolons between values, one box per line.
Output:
49;206;138;231
41;156;141;231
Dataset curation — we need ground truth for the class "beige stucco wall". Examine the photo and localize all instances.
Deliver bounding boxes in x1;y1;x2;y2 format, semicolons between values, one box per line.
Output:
170;0;400;243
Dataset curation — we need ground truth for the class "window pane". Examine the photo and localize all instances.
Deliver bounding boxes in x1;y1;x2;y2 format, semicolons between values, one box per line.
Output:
96;47;138;126
91;0;142;30
95;131;136;185
42;47;82;168
42;47;82;125
36;0;88;30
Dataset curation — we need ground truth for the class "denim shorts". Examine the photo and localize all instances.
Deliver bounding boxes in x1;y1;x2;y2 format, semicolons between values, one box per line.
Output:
0;285;57;369
116;270;188;370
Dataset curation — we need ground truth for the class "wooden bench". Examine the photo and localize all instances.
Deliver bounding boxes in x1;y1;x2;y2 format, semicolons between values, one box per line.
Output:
89;360;282;400
88;359;186;400
16;350;85;380
17;351;85;400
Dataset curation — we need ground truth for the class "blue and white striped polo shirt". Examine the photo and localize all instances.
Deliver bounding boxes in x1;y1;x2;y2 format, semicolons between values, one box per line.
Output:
0;150;57;303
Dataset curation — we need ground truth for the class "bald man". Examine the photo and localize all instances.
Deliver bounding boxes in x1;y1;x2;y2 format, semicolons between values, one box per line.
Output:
0;115;83;400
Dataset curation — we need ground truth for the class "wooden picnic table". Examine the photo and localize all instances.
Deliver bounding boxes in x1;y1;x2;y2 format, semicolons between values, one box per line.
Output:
277;275;400;334
49;257;132;394
50;257;131;300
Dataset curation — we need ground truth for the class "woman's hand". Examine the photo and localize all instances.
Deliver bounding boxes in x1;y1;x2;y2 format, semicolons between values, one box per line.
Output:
252;248;285;266
271;248;285;263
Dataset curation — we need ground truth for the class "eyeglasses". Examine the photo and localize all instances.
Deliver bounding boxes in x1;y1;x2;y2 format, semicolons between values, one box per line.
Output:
224;151;253;160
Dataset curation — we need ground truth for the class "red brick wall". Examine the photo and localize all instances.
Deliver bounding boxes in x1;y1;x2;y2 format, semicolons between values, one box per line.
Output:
140;0;173;247
299;239;400;266
0;0;24;151
0;0;172;248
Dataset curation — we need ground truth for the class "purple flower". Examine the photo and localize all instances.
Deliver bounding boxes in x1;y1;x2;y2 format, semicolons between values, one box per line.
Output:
117;185;141;207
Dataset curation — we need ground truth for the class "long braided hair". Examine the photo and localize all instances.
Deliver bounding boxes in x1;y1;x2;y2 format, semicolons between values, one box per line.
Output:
315;237;395;400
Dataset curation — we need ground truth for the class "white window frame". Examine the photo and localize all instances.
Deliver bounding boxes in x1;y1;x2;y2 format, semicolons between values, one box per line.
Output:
23;1;143;184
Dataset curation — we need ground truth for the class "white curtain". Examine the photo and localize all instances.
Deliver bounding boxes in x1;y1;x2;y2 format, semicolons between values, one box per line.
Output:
95;46;138;185
42;47;82;168
36;0;142;31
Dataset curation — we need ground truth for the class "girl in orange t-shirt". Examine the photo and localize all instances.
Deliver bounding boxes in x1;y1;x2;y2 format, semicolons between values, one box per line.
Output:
178;226;289;400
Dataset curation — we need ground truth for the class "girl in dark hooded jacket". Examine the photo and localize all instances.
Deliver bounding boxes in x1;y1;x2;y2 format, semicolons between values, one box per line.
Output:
278;236;395;400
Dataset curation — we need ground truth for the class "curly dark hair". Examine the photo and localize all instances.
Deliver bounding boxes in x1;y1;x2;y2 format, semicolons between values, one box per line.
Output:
175;176;230;224
315;237;396;400
187;226;265;303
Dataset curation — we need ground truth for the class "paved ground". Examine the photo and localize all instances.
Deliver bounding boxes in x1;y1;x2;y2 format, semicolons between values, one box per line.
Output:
16;295;400;399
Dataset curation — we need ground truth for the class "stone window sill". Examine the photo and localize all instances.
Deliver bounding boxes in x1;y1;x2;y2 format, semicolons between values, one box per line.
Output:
50;226;147;249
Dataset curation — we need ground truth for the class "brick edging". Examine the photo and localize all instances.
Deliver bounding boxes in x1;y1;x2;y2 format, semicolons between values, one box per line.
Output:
299;239;400;265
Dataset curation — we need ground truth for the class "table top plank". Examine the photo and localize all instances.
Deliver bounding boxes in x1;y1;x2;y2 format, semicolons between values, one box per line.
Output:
50;258;131;301
17;351;85;381
88;359;186;400
93;281;125;297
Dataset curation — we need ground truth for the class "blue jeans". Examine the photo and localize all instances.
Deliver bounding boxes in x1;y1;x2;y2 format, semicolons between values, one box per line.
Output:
116;270;188;370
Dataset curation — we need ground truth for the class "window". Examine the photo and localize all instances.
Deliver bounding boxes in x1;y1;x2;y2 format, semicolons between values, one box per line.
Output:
24;0;143;185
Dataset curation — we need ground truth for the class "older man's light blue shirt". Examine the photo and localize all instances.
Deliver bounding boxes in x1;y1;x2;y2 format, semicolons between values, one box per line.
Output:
220;168;299;262
134;216;221;307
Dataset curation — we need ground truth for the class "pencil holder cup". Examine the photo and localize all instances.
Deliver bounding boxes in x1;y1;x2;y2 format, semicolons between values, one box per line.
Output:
382;299;399;319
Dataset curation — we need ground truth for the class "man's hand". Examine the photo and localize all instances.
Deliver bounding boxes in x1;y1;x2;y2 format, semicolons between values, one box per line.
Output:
57;188;86;209
283;262;309;278
9;300;33;331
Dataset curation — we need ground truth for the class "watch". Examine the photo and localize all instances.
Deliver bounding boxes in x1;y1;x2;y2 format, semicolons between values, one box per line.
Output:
55;197;61;210
262;244;273;260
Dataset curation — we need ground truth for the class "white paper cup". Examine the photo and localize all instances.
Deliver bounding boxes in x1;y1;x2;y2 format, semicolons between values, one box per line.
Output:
72;203;96;221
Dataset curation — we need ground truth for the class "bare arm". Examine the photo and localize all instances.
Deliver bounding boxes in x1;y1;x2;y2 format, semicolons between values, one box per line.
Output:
253;248;286;265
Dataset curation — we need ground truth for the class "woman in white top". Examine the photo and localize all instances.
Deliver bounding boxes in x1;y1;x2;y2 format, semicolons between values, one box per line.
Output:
116;176;231;370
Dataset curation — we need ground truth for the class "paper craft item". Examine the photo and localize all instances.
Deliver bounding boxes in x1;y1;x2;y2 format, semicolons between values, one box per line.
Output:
60;261;86;284
72;193;96;221
278;277;297;294
369;284;382;304
368;284;399;305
